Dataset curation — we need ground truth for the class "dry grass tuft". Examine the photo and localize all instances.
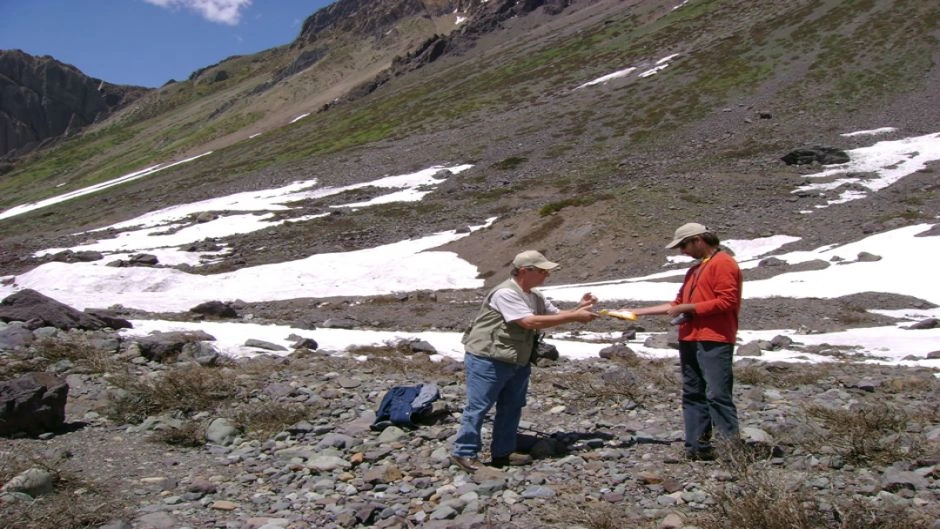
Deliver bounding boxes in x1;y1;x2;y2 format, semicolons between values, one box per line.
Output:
697;465;932;529
348;339;415;357
538;357;676;409
538;488;651;529
833;498;933;529
347;340;460;379
228;401;311;439
368;354;459;379
802;403;918;465
0;353;46;379
150;418;207;447
0;451;124;529
105;365;241;423
697;467;823;529
734;362;831;387
23;334;118;374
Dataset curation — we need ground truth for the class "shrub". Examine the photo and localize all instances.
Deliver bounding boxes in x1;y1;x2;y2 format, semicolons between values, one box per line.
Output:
536;358;675;409
0;451;123;529
30;335;118;374
491;156;527;170
697;467;825;529
802;403;916;465
105;366;240;423
538;196;594;217
150;419;206;447
228;401;311;439
697;464;932;529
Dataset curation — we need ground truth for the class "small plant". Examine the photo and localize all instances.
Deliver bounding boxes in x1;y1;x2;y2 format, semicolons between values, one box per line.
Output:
517;215;565;246
491;156;528;170
538;196;594;217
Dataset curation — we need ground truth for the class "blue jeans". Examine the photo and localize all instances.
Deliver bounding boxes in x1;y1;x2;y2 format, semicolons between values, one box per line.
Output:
453;352;531;459
679;341;739;452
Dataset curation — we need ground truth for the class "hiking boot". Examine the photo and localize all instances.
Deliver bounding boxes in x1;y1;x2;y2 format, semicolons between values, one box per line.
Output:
450;455;482;472
490;453;533;468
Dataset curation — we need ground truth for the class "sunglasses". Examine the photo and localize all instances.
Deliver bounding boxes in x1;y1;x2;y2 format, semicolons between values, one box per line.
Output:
679;236;699;249
526;267;550;275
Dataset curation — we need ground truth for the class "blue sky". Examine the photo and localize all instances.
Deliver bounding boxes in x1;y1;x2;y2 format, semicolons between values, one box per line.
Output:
0;0;335;88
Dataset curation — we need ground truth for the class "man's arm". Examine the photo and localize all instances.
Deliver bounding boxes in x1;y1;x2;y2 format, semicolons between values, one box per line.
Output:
515;307;596;330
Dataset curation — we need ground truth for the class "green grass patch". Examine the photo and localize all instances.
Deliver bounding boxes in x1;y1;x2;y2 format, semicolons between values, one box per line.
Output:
492;156;528;170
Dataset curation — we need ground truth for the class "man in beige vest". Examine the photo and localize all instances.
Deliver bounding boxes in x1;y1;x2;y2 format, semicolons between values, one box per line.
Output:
451;250;598;471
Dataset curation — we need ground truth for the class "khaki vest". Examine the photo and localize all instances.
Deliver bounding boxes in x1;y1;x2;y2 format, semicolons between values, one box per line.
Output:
462;278;546;366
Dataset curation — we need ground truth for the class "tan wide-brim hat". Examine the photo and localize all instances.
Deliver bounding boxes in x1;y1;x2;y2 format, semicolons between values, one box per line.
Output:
512;250;559;270
666;222;709;249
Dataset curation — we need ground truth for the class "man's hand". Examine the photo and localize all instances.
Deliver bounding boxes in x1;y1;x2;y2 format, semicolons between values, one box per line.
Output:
571;305;598;323
577;292;598;309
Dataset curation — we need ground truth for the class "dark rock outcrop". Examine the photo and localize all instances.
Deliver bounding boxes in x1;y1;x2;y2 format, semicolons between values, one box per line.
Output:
297;0;457;44
308;0;570;103
190;301;238;319
0;49;150;158
0;289;127;330
82;308;134;330
781;146;850;166
0;372;69;436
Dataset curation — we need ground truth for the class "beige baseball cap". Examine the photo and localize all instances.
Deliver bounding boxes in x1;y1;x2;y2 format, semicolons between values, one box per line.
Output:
666;222;709;249
512;250;559;270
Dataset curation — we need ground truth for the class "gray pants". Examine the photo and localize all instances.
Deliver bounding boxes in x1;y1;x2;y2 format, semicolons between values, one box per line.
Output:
679;340;739;453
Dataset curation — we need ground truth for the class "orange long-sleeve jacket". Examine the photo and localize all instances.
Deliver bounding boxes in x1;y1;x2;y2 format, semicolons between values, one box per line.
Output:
672;251;742;344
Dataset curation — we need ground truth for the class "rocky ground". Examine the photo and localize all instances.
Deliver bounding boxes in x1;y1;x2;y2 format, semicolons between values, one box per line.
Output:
2;320;939;529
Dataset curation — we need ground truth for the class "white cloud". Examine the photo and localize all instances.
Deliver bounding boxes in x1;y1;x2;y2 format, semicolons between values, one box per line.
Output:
143;0;251;26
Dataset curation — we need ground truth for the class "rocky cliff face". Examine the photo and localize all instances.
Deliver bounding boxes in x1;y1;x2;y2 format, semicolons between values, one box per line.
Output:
297;0;459;43
0;50;149;158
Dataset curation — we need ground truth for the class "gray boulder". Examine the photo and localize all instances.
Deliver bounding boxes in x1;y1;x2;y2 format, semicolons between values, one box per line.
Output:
134;330;217;363
0;322;35;351
598;343;638;361
1;468;55;497
206;417;239;445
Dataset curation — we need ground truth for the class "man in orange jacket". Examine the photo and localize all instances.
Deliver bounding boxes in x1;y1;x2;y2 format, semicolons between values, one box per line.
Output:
624;222;742;460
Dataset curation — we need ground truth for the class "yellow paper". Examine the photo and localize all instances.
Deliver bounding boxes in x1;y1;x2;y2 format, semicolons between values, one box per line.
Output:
599;309;637;321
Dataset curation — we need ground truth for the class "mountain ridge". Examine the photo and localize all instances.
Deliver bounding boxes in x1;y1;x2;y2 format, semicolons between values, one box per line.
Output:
0;49;150;159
